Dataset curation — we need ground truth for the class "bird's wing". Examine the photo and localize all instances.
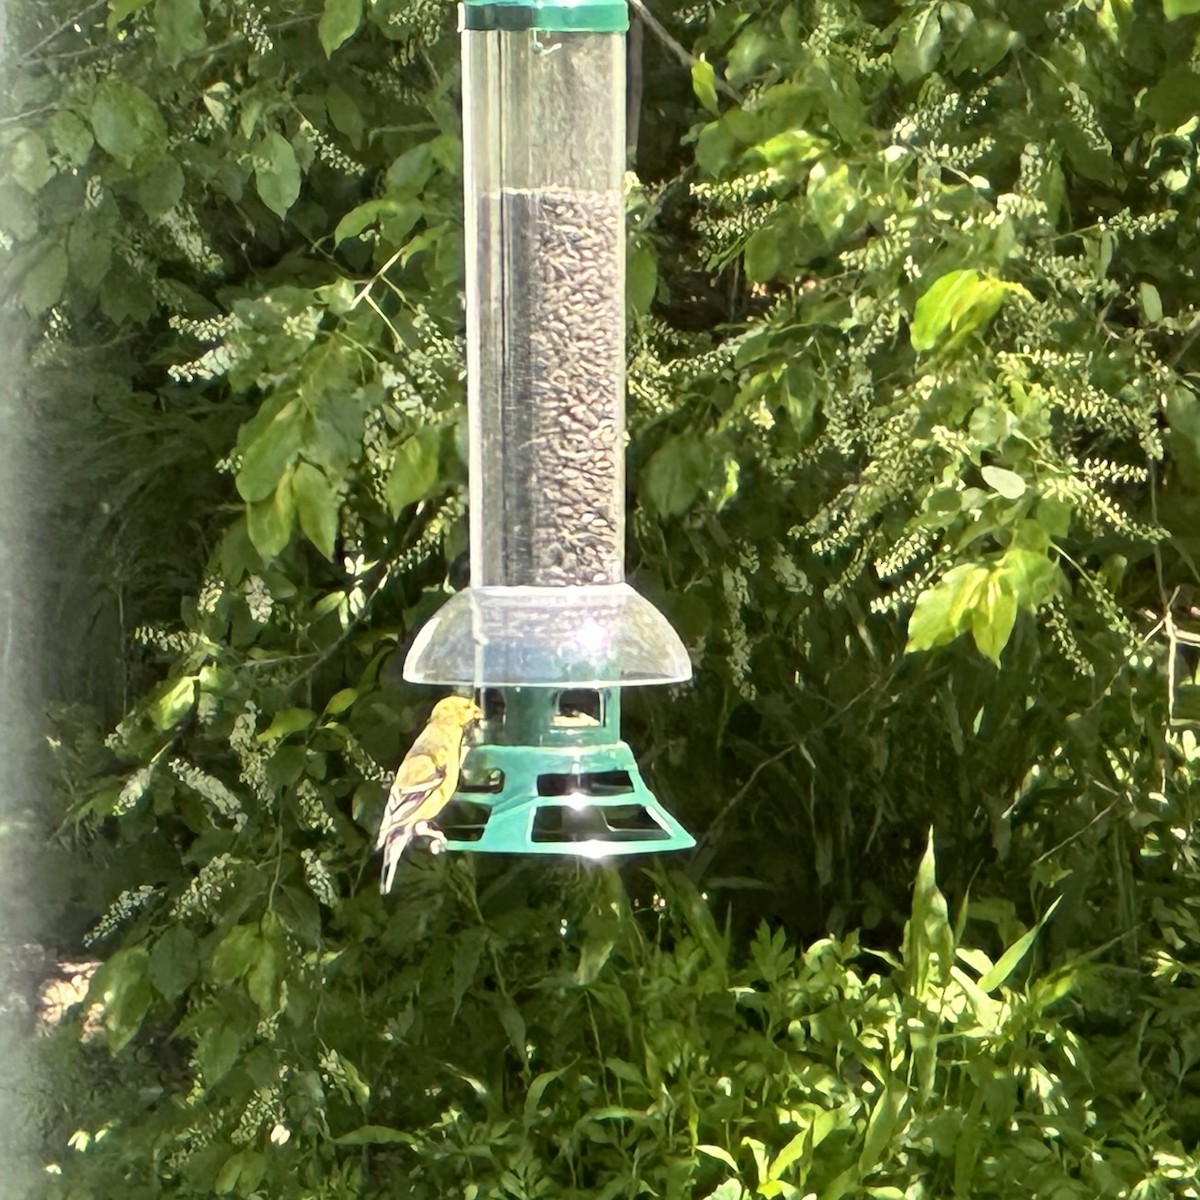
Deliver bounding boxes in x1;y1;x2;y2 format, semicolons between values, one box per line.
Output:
375;753;446;848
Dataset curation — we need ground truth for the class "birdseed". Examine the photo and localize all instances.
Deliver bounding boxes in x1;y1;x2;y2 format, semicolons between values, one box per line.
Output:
478;186;625;587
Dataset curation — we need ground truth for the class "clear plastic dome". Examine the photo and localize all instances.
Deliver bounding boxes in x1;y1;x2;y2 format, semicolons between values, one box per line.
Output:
403;583;691;687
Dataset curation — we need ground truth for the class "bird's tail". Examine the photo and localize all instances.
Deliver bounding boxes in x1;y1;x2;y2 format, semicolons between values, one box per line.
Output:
380;829;412;895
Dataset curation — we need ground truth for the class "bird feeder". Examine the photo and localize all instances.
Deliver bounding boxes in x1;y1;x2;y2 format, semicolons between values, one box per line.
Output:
402;0;693;856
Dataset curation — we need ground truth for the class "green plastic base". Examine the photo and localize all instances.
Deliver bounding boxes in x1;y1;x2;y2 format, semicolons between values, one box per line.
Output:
433;688;694;856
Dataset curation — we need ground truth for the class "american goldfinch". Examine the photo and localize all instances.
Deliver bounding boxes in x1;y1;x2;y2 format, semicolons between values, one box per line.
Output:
376;696;483;893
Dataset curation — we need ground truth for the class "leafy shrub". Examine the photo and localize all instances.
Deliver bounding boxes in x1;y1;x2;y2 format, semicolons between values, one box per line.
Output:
3;0;1200;1196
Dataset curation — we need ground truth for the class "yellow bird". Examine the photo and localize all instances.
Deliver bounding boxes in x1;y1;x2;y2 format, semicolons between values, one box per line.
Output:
376;695;483;894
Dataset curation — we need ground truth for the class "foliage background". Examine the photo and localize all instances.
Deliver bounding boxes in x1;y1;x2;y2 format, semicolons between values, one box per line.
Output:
4;0;1200;1196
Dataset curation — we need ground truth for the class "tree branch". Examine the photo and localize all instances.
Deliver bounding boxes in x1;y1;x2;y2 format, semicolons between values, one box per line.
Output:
16;0;109;64
626;0;743;104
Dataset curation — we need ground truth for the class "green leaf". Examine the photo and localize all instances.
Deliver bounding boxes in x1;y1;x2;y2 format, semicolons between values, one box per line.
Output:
1164;0;1200;18
334;1126;416;1146
108;0;152;29
236;400;304;503
1142;65;1200;127
495;996;527;1064
903;830;954;999
246;475;295;559
692;56;720;116
196;1022;242;1086
576;926;616;986
451;927;488;1018
326;84;364;146
216;1150;265;1195
523;1068;569;1130
978;898;1062;992
628;241;658;314
137;156;185;217
146;673;196;729
18;243;68;317
68;215;114;290
859;1082;908;1176
211;924;259;984
697;1144;739;1171
292;462;340;560
997;546;1061;607
905;563;989;653
703;1184;746;1200
1139;281;1164;324
642;435;709;518
911;269;979;351
255;131;301;219
11;133;53;194
334;198;409;245
911;269;1026;353
744;224;780;283
808;161;856;241
387;430;439;516
319;0;363;57
971;574;1017;666
154;0;206;66
0;183;38;241
893;8;942;83
246;918;282;1013
149;926;198;1001
954;17;1016;74
91;80;168;167
980;465;1026;499
695;120;738;178
256;707;315;742
91;947;152;1054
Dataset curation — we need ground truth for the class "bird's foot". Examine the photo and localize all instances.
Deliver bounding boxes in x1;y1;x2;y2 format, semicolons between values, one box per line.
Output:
415;821;448;855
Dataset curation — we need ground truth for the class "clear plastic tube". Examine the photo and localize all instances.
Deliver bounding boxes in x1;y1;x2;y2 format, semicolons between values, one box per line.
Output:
405;21;690;688
464;28;626;587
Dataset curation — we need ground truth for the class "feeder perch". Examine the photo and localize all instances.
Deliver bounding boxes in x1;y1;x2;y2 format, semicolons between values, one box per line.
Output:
402;0;693;855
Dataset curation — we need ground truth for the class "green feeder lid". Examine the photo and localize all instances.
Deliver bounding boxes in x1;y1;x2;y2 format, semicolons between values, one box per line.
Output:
461;0;629;33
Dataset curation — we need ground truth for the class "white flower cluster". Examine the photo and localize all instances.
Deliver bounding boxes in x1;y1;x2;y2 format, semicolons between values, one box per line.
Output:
296;778;336;835
676;3;710;27
243;575;274;624
874;527;932;580
1081;457;1150;486
169;758;245;828
113;766;153;815
693;200;781;266
302;849;339;908
229;702;272;803
232;1084;281;1146
168;312;238;342
1103;209;1176;238
1063;83;1110;156
172;852;235;919
869;560;941;616
197;576;223;616
237;4;273;55
337;729;390;786
891;90;961;146
1045;597;1094;678
83;885;159;947
393;492;466;579
721;565;756;700
772;550;810;594
298;117;360;177
929;136;996;172
155;204;223;274
168;342;237;384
